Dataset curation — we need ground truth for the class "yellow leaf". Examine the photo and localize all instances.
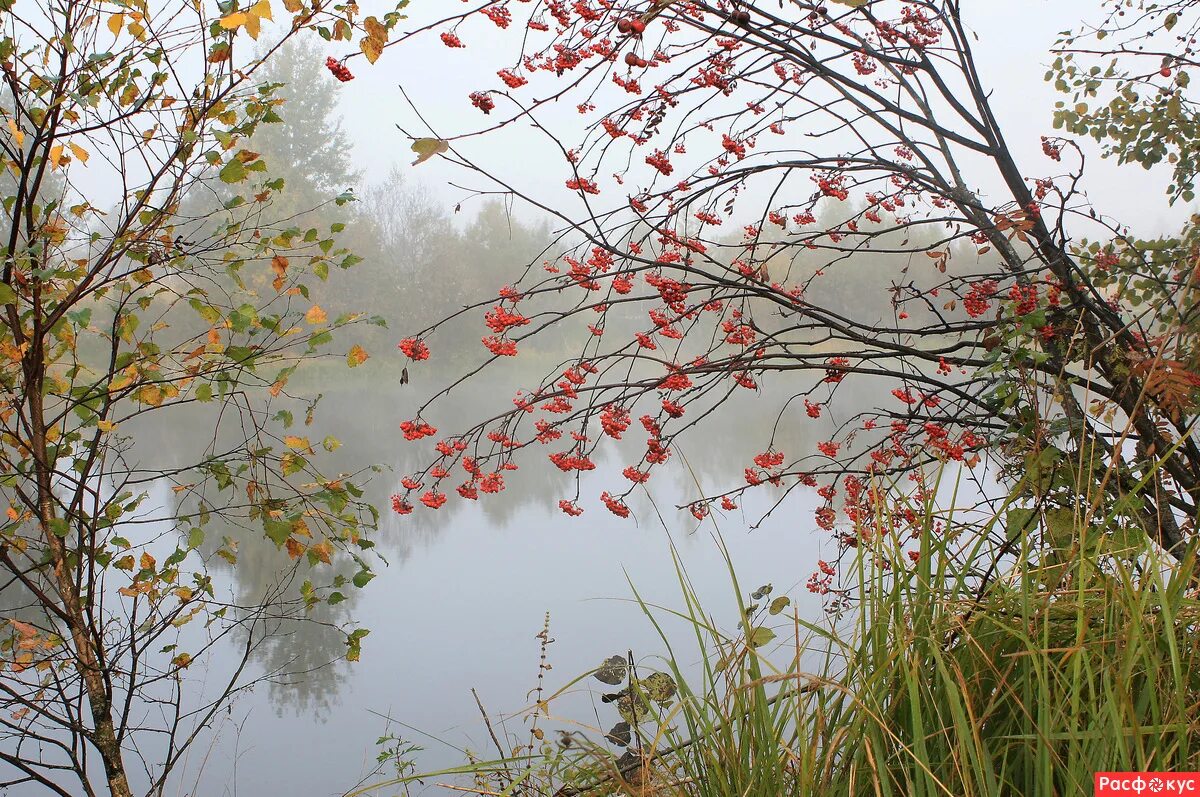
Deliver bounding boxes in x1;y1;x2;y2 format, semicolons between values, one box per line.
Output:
360;36;382;64
97;420;116;433
108;374;134;393
249;0;273;20
7;120;24;149
283;435;311;450
346;344;369;367
139;552;156;570
364;16;387;41
282;0;302;10
244;13;262;39
107;13;124;35
410;138;449;166
305;305;327;324
47;144;64;170
136;385;163;406
5;507;17;521
68;142;89;163
219;12;248;30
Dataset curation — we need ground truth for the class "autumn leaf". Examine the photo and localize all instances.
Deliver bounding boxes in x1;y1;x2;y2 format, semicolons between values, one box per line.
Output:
360;36;383;64
346;344;369;367
271;254;289;290
309;540;333;565
248;0;273;21
136;385;164;406
305;305;327;324
364;15;387;42
218;12;249;30
107;13;124;35
68;142;89;163
411;138;449;166
283;435;312;451
361;15;387;63
8;619;37;638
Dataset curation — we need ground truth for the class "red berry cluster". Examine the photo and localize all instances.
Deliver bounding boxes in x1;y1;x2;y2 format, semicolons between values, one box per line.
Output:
469;91;495;114
325;56;353;82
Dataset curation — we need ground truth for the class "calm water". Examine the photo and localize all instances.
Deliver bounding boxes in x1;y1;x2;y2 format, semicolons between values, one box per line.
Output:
133;358;883;796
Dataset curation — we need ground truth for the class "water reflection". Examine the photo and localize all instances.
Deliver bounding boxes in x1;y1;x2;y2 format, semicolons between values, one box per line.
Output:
139;354;869;797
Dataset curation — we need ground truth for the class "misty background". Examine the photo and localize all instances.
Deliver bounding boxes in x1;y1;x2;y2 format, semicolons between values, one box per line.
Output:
137;3;1195;794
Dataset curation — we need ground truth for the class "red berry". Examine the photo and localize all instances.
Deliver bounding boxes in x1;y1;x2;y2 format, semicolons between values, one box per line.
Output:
616;18;633;33
630;19;645;35
1161;66;1173;77
624;51;641;67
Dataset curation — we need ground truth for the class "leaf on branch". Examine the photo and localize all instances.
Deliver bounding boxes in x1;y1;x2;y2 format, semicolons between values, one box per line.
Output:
360;36;382;64
410;138;449;166
346;344;369;367
748;626;776;648
594;655;627;685
305;305;328;324
1130;356;1200;423
271;254;288;290
360;15;388;63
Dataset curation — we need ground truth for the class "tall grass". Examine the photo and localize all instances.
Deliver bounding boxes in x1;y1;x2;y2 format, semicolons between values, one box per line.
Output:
359;474;1200;797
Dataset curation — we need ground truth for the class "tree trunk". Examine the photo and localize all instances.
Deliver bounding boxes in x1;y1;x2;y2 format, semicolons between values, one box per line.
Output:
29;380;134;797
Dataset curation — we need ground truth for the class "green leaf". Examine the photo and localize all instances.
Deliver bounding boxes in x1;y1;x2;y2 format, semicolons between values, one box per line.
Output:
263;517;292;546
219;158;247;184
1005;508;1037;542
640;672;677;705
748;626;776;648
0;282;16;305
